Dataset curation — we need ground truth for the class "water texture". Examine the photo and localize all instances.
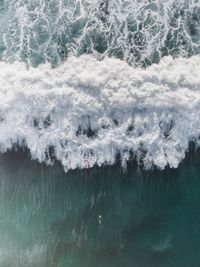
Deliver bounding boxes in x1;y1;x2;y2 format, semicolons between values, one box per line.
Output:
1;1;200;266
0;0;200;170
0;0;200;66
0;149;200;267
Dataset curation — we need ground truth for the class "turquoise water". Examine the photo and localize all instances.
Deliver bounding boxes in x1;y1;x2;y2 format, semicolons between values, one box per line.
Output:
0;147;200;267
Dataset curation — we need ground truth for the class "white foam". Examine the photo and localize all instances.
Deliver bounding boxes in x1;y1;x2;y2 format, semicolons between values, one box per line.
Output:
0;55;200;171
1;0;200;66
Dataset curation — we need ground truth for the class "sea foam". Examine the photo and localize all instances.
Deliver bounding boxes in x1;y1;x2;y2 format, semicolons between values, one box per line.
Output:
0;55;200;171
1;0;200;66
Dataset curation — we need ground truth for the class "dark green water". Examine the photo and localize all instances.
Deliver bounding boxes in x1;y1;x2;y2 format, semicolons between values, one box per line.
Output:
0;148;200;267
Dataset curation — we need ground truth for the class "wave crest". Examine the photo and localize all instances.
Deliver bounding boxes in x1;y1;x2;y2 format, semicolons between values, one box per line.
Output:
0;55;200;171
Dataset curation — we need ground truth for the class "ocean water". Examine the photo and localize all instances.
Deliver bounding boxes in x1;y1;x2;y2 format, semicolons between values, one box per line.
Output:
1;148;200;267
1;0;200;266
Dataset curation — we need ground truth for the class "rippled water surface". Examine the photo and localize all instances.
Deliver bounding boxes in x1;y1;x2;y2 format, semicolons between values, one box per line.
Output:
0;149;200;267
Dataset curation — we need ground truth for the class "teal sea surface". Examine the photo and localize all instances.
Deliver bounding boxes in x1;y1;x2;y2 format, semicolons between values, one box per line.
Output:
0;147;200;267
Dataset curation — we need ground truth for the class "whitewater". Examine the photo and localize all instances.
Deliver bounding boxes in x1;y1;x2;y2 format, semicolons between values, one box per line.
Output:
0;55;200;171
1;0;200;171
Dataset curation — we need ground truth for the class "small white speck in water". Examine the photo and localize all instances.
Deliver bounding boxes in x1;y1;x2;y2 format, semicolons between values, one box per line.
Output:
98;214;102;224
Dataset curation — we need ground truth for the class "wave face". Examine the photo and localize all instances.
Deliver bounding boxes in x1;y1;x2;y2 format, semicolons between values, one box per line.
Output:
0;55;200;171
0;0;200;66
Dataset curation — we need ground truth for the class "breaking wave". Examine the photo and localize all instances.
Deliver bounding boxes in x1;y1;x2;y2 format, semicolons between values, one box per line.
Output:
1;0;200;171
1;55;200;171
